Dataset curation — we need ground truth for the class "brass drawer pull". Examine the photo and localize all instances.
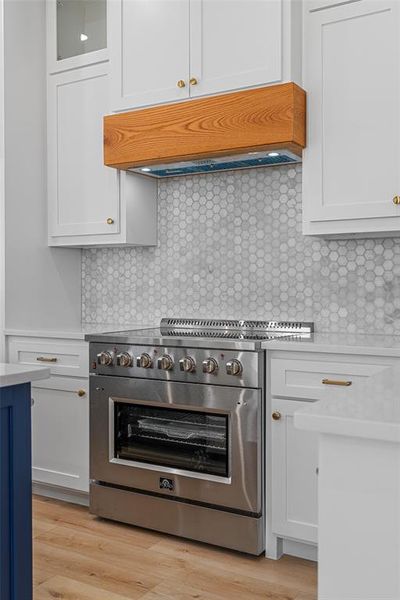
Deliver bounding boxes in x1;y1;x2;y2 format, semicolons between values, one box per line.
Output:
322;378;352;387
77;389;86;397
393;195;400;205
177;79;186;88
36;356;58;363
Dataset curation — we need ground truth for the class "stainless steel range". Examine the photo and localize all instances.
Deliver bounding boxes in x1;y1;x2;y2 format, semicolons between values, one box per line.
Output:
86;318;313;555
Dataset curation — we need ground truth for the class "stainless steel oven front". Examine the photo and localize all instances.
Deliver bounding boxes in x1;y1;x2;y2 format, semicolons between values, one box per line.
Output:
90;375;262;515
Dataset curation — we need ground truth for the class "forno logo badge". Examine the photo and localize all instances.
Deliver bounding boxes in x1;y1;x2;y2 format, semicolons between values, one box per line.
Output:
159;477;174;491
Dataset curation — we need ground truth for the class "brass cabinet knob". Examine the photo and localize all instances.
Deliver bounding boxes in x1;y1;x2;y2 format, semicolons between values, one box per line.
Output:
189;77;198;86
393;196;400;205
106;217;114;225
272;411;282;421
77;389;86;397
177;80;186;88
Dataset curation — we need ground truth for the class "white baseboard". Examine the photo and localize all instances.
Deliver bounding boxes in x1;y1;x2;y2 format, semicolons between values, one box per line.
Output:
33;481;89;507
282;538;318;562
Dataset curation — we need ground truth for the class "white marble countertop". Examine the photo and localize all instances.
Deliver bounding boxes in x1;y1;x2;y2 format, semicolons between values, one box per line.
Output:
294;367;400;443
262;332;400;357
4;323;155;340
0;363;50;388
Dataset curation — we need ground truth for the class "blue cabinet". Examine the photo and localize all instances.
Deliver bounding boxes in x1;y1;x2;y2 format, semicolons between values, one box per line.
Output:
0;383;32;600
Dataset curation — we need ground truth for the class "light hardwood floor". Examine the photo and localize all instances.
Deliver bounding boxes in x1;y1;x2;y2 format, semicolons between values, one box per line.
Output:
33;495;317;600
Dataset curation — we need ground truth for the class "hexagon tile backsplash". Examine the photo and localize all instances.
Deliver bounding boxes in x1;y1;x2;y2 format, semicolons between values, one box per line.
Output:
82;164;400;334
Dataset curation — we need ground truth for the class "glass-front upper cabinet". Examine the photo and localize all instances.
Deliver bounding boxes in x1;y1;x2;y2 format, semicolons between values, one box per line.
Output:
47;0;108;73
57;0;106;60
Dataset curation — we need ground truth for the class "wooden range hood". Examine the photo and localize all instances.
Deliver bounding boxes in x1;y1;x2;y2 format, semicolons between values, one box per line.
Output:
104;82;306;178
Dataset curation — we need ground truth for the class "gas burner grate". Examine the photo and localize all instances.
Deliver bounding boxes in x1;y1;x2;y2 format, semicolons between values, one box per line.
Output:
160;318;314;335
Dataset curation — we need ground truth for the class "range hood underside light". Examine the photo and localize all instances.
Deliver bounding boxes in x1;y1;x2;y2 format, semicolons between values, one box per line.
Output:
131;149;301;178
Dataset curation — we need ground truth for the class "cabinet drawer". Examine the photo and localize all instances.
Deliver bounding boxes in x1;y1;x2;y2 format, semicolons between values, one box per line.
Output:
271;357;395;400
8;338;88;378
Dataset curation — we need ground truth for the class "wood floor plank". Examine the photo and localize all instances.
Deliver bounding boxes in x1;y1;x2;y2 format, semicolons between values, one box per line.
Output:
151;538;317;594
35;575;138;600
33;518;57;539
33;566;55;589
35;524;189;581
33;496;161;549
156;566;301;600
33;496;317;600
34;540;157;599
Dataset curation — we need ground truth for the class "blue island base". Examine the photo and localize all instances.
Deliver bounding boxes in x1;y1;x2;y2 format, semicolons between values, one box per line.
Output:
0;383;32;600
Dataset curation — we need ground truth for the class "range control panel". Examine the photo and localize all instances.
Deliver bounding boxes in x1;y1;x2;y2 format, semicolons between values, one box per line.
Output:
89;343;262;388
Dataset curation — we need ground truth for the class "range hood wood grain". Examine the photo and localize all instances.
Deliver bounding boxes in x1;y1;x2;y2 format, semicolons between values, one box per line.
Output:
104;83;306;170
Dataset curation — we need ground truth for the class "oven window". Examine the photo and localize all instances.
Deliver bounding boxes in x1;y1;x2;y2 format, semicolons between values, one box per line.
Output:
114;403;229;477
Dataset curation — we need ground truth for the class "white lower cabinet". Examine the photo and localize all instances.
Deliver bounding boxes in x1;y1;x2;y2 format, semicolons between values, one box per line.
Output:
269;350;400;552
6;334;90;496
31;376;89;493
271;397;319;544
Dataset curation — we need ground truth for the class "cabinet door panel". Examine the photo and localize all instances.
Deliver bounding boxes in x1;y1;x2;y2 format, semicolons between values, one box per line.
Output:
48;64;120;237
303;0;400;226
271;398;318;543
189;0;282;97
31;377;89;492
110;0;190;110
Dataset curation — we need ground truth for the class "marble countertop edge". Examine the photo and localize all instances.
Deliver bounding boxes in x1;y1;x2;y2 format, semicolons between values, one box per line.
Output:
0;364;50;388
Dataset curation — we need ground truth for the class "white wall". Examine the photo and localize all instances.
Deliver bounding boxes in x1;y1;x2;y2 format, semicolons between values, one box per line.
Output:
4;0;82;331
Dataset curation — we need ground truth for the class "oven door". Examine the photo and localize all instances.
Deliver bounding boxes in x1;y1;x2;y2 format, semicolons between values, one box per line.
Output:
90;375;262;514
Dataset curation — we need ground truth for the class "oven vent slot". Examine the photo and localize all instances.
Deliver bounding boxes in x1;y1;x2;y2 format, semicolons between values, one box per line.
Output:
160;318;314;334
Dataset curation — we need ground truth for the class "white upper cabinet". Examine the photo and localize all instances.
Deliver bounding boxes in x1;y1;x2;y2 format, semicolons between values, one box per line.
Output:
189;0;282;98
48;64;120;240
303;0;400;237
109;0;301;112
109;0;190;111
46;1;158;247
47;64;157;247
47;0;108;73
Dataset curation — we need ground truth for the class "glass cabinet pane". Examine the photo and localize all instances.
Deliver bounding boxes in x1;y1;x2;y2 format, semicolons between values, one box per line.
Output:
115;403;229;477
56;0;107;61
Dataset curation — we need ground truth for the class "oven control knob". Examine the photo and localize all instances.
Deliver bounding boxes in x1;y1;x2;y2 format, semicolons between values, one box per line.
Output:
117;352;133;368
226;359;243;376
179;356;196;373
137;353;152;368
97;351;113;366
157;355;174;370
202;357;218;374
